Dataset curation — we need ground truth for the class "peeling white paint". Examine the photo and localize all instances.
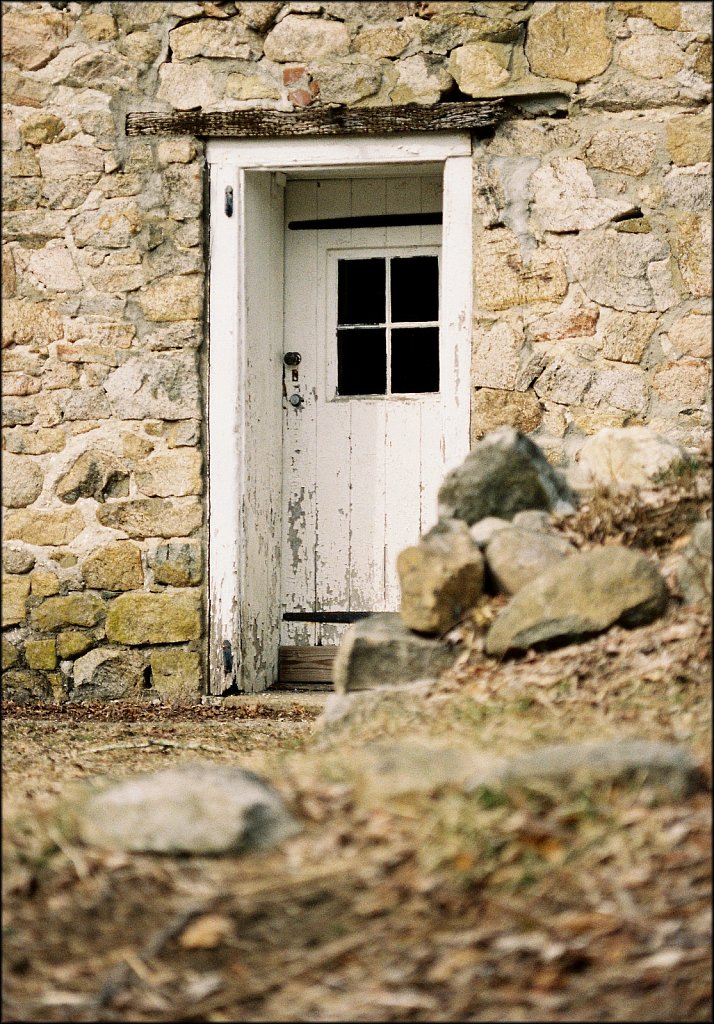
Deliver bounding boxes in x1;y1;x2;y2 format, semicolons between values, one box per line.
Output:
207;136;472;690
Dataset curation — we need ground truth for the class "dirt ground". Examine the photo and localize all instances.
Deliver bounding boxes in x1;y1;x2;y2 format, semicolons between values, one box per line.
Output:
2;469;712;1023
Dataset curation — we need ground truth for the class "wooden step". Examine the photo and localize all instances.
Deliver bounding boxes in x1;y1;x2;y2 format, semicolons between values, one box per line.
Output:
278;645;337;684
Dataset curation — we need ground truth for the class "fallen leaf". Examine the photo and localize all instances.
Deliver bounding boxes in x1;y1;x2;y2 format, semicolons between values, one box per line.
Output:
179;914;235;950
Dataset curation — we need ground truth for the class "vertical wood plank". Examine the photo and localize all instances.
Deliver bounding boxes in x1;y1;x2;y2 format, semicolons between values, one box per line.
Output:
385;174;422;248
348;399;387;612
384;401;422;609
315;180;352;644
241;170;285;691
281;180;318;647
346;177;387;615
420;176;445;535
420;174;443;216
419;396;443;536
207;161;242;694
441;156;473;475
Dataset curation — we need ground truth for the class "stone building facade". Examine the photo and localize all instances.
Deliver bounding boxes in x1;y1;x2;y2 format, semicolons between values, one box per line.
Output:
1;1;711;701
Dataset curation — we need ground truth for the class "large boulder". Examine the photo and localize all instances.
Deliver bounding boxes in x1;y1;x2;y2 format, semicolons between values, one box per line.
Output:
438;427;575;526
485;526;576;595
60;764;299;855
485;546;668;656
397;519;485;634
577;426;685;490
678;520;712;606
332;613;458;693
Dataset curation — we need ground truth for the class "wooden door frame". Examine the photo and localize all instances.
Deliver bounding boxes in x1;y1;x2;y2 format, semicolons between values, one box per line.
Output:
206;134;474;695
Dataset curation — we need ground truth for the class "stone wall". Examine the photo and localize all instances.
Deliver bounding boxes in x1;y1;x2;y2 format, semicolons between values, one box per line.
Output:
2;1;711;700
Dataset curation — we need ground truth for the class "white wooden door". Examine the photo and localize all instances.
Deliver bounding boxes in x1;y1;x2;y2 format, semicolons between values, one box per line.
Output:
281;175;445;649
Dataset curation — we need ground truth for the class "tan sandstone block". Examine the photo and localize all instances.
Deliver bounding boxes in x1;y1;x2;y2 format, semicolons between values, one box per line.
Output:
448;42;512;95
474;229;568;311
31;569;61;598
137;275;203;322
666;313;712;357
106;591;202;645
652;360;710;405
471;389;542;441
149;650;201;698
134;449;202;498
81;542;145;592
670;214;712;298
57;631;94;659
585;128;658;176
2;300;64;348
666;111;712;166
31;594;105;631
1;8;70;71
617;33;686;80
19;112;65;145
264;15;349;62
526;3;612;83
601;312;659;363
25;638;58;671
1;453;43;508
5;508;85;546
615;2;682;30
96;498;202;539
354;27;411;59
2;637;20;670
3;576;31;626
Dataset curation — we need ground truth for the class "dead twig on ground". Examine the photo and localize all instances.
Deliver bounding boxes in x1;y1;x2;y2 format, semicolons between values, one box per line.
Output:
84;738;228;755
94;900;216;1009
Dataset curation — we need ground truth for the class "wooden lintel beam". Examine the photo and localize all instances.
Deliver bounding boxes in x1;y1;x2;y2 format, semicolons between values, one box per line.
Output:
125;100;504;138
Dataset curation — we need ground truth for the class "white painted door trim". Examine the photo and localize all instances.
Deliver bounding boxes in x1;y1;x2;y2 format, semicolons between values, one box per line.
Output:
206;134;473;695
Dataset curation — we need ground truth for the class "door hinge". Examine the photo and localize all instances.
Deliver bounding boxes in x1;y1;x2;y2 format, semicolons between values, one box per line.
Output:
224;185;233;218
222;639;233;673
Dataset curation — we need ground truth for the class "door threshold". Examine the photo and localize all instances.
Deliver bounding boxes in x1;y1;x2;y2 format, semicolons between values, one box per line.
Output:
269;682;333;693
278;645;337;684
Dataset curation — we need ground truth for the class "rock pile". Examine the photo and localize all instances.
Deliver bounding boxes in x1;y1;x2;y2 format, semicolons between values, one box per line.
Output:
336;426;685;692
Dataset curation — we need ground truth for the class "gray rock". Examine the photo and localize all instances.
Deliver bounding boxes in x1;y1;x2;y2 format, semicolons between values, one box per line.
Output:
2;669;53;705
66;764;300;854
1;453;44;508
3;546;36;575
485;547;668;656
577;427;685;491
469;516;510;548
678;520;712;606
491;740;706;799
103;354;200;421
512;509;554;532
485;527;576;595
397;519;485;635
317;680;435;737
353;741;502;805
332;613;458;693
438;427;575;526
70;648;146;702
55;450;129;504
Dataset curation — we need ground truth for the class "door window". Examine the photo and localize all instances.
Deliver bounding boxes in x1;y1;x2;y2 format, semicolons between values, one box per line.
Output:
335;253;439;397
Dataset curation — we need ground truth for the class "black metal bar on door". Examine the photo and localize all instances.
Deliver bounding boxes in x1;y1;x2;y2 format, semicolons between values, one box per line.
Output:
282;612;374;623
288;213;442;231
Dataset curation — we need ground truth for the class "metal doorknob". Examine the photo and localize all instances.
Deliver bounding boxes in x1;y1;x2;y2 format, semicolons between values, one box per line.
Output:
284;352;301;367
288;393;303;408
